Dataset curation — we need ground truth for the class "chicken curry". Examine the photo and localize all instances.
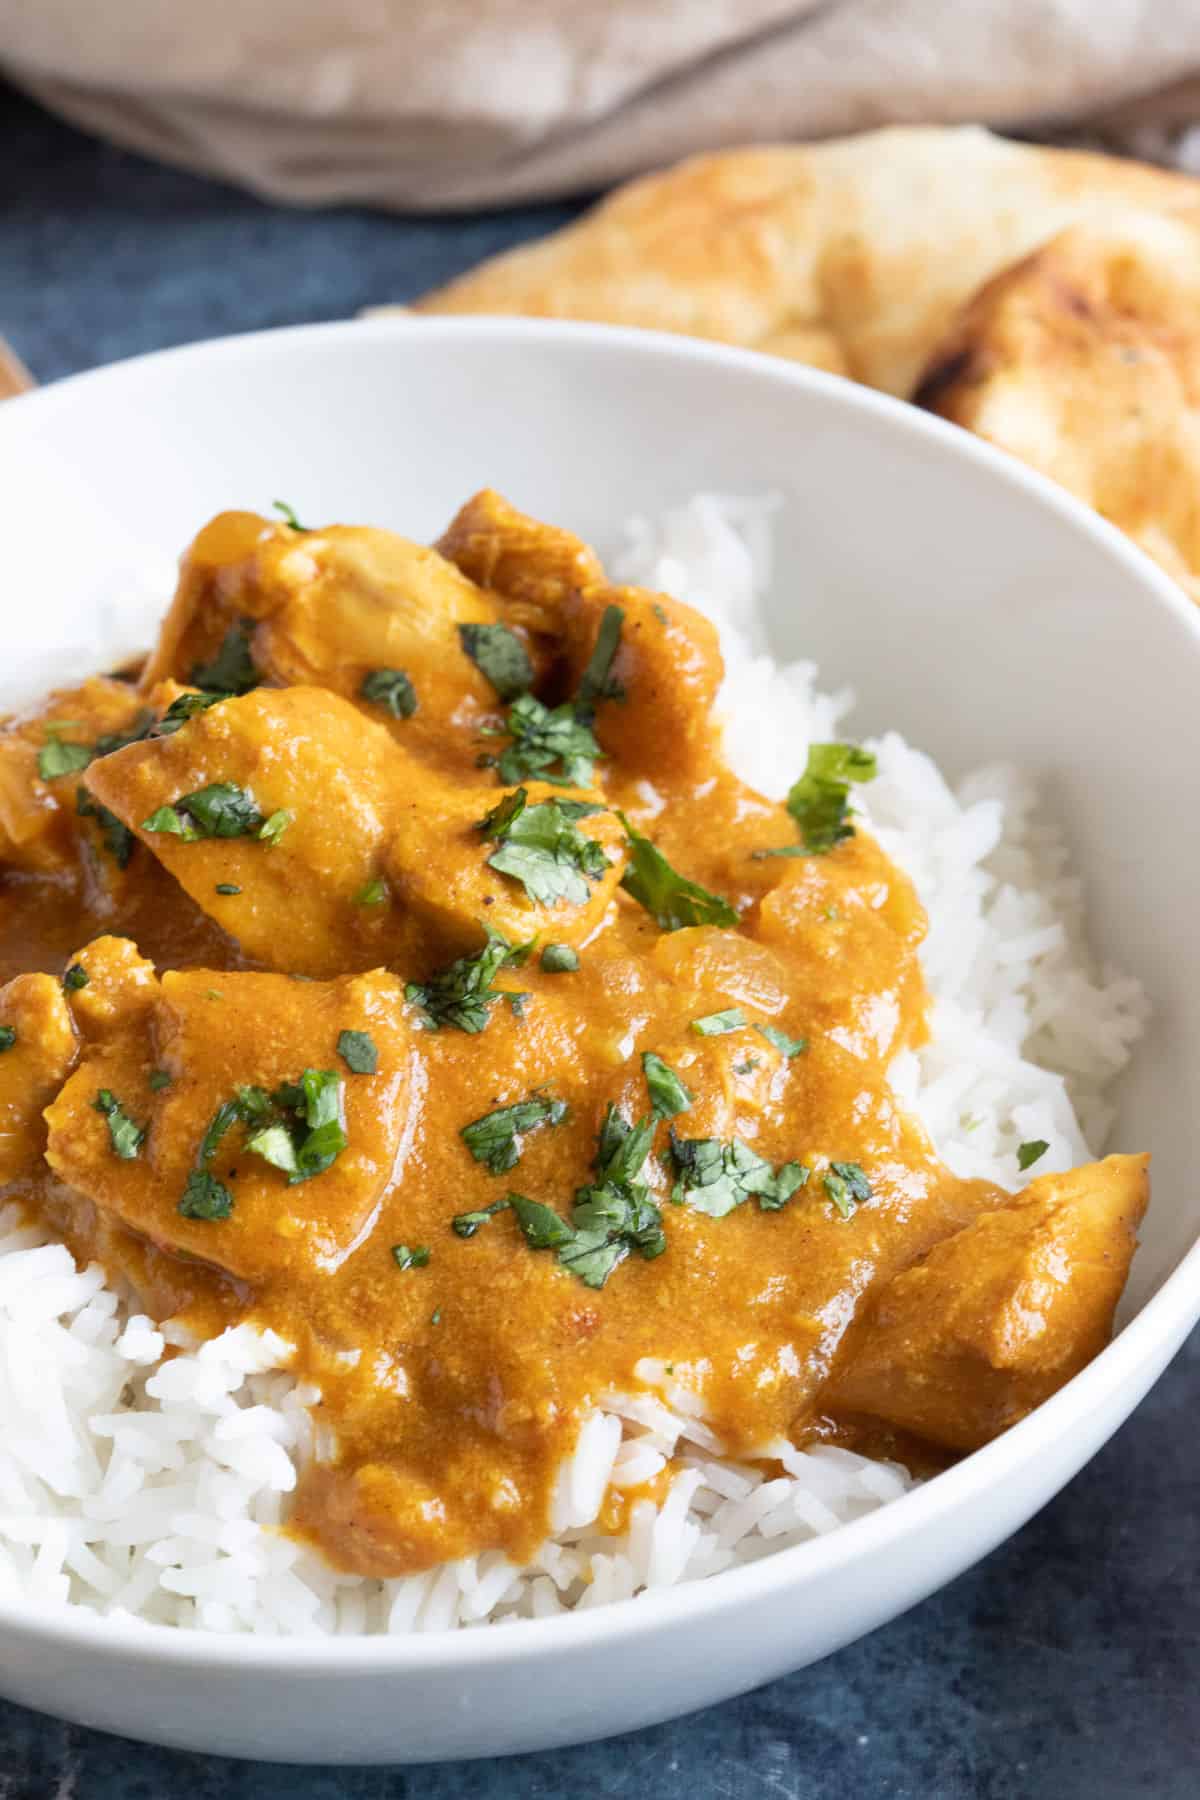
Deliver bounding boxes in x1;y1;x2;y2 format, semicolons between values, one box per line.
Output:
0;491;1147;1576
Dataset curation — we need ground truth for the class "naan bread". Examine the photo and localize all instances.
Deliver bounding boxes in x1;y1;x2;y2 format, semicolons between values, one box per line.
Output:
916;209;1200;600
413;126;1198;399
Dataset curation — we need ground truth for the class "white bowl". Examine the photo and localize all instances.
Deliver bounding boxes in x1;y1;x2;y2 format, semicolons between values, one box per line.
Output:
1;319;1198;1765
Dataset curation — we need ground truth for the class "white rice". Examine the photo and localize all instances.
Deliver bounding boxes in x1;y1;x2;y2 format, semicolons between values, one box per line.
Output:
0;497;1148;1635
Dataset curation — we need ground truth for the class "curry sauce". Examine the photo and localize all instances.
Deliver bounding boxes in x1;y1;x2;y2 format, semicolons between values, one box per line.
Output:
0;490;1148;1576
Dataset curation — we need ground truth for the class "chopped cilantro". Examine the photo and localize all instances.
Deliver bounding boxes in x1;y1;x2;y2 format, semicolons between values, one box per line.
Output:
272;499;309;532
823;1161;871;1219
214;882;241;896
179;1170;233;1221
756;1023;808;1059
186;1069;347;1212
76;789;136;869
354;877;389;907
481;693;602;788
691;1008;746;1037
458;622;533;702
0;1026;15;1053
733;1058;760;1075
258;809;292;847
451;1197;511;1238
641;1051;694;1119
480;786;610;909
430;1308;442;1325
392;1244;431;1271
93;1089;145;1160
577;604;625;705
507;1193;577;1250
405;926;528;1033
1017;1139;1050;1172
360;668;417;720
618;815;739;932
148;1068;172;1091
38;732;92;781
337;1029;378;1075
191;620;259;695
540;943;579;973
142;783;263;842
669;1131;808;1217
460;1093;568;1174
149;692;230;737
63;964;89;992
755;743;878;859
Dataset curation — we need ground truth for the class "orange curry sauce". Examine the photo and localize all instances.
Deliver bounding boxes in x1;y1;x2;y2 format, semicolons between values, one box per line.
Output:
0;491;1147;1576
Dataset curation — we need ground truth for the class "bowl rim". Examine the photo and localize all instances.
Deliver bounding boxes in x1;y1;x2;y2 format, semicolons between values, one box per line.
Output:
1;313;1198;1672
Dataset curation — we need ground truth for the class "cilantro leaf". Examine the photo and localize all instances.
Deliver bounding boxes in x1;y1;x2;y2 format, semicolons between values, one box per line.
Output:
62;964;89;992
540;943;579;973
405;926;526;1033
460;1093;568;1173
641;1051;694;1119
258;809;291;846
451;1198;511;1238
148;1069;172;1091
670;1131;808;1217
92;1088;145;1161
38;734;92;781
507;1192;576;1250
1017;1139;1050;1172
577;604;625;705
178;1170;234;1220
756;743;877;859
618;814;739;931
0;1027;15;1053
483;693;602;788
691;1008;746;1037
272;500;309;532
481;786;610;908
823;1160;871;1219
756;1023;808;1059
191;621;259;695
76;788;136;869
149;692;231;738
360;668;417;720
337;1030;378;1075
392;1244;431;1271
142;782;263;842
244;1120;300;1177
458;622;533;701
354;877;388;907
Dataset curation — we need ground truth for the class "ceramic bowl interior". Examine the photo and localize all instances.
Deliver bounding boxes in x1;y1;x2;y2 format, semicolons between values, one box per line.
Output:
0;319;1198;1763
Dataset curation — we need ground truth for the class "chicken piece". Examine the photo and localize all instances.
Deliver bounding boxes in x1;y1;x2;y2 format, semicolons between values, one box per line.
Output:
563;582;723;784
140;511;512;769
0;973;79;1182
61;935;159;1042
827;1155;1149;1451
44;964;419;1286
0;677;152;875
82;687;411;978
386;778;628;962
437;488;605;636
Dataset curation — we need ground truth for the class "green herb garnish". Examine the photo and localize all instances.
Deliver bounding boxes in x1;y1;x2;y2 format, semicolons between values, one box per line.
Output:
481;693;602;788
391;1244;431;1271
93;1089;145;1160
451;1197;511;1238
618;814;739;932
669;1131;807;1217
0;1026;16;1053
823;1161;871;1219
214;883;241;896
142;783;263;842
38;732;93;781
641;1051;694;1119
405;926;529;1034
150;692;230;737
272;500;309;532
458;622;533;702
691;1008;746;1037
76;789;136;869
179;1169;234;1221
337;1029;378;1075
191;620;259;695
756;1023;808;1059
755;743;878;859
148;1069;172;1091
480;787;610;909
63;964;89;992
1017;1139;1050;1172
258;809;292;846
460;1093;568;1174
577;604;625;705
360;668;417;720
540;943;579;973
182;1070;348;1216
353;877;388;907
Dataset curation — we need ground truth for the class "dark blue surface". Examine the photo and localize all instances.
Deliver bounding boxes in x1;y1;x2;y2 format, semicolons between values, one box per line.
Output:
2;80;1198;1798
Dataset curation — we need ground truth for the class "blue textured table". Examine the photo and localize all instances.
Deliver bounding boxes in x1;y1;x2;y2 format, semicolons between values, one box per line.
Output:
3;81;1198;1798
